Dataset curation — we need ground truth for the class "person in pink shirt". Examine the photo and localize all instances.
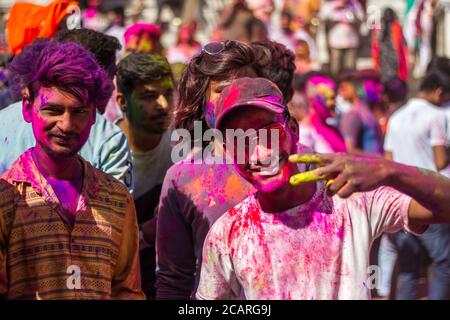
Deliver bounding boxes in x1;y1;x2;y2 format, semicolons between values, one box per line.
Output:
167;22;202;64
196;77;450;300
296;72;346;153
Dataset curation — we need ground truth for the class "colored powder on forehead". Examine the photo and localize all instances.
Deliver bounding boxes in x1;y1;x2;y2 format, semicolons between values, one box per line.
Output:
159;75;174;90
126;93;145;126
39;94;48;107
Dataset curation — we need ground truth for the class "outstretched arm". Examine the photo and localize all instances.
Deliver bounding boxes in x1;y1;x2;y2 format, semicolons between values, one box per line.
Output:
289;153;450;225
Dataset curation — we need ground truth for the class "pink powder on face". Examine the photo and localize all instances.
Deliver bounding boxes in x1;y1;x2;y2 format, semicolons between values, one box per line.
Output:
39;94;48;108
30;88;94;155
31;104;51;145
240;122;294;193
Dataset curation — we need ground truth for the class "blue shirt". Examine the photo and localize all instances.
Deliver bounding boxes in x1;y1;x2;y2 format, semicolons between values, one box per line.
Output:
0;101;133;191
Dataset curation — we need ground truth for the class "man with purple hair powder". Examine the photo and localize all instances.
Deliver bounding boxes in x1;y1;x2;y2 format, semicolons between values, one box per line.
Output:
0;39;145;299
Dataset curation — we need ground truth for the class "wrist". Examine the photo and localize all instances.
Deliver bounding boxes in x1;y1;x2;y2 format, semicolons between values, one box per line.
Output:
383;160;399;187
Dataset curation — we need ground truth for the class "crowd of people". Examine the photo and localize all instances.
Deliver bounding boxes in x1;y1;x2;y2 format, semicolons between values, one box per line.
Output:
0;0;449;300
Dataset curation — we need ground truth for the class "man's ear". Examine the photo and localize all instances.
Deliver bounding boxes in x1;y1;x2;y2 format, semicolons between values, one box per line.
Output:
22;88;33;123
434;87;444;105
116;92;127;113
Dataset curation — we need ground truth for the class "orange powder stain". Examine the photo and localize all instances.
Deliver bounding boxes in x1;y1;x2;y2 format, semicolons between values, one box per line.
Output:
224;173;246;202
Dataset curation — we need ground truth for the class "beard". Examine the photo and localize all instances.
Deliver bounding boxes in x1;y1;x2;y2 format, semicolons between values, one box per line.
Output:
38;138;81;158
141;125;167;135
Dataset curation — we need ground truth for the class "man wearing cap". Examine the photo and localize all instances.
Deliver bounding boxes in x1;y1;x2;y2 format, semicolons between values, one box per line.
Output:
196;77;450;300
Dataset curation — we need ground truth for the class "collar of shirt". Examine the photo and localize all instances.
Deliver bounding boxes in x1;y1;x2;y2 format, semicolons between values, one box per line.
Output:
4;148;99;208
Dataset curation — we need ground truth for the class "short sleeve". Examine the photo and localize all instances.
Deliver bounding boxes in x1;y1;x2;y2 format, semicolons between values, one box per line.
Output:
383;116;395;152
363;186;426;239
98;130;134;193
429;112;447;147
445;111;450;144
196;214;241;300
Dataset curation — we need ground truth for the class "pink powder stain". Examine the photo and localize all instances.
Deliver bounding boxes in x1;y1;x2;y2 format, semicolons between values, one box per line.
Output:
32;109;49;143
223;173;248;201
185;164;254;211
3;137;7;144
263;94;283;105
221;86;241;111
310;210;344;240
231;201;263;236
336;224;345;239
220;192;357;298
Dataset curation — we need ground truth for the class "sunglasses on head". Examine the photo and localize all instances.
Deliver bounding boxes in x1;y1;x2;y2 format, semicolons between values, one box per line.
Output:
201;40;242;56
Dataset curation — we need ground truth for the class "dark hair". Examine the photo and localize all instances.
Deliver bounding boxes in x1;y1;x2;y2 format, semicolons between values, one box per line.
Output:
426;56;450;77
293;71;334;92
251;40;296;103
357;69;381;82
110;6;125;17
221;1;252;29
383;77;407;103
245;18;268;42
419;71;450;93
116;53;172;95
336;70;356;85
337;69;380;86
9;39;113;111
423;57;450;93
382;8;397;41
56;28;122;77
174;40;269;131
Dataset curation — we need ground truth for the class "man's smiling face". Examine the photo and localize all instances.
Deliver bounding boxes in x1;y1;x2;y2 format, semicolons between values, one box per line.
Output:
221;107;298;193
23;86;95;158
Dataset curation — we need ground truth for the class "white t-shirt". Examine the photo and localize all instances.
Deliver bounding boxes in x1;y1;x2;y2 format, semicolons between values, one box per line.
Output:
439;105;450;177
320;0;364;49
131;129;174;199
196;182;421;300
384;98;448;171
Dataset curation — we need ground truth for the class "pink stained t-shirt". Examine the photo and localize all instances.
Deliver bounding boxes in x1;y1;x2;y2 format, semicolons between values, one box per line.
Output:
196;182;422;300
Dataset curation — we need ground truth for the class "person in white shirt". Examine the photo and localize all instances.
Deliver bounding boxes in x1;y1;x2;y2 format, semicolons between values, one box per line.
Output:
384;69;450;300
425;57;450;178
320;0;364;76
115;52;175;298
196;77;450;300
